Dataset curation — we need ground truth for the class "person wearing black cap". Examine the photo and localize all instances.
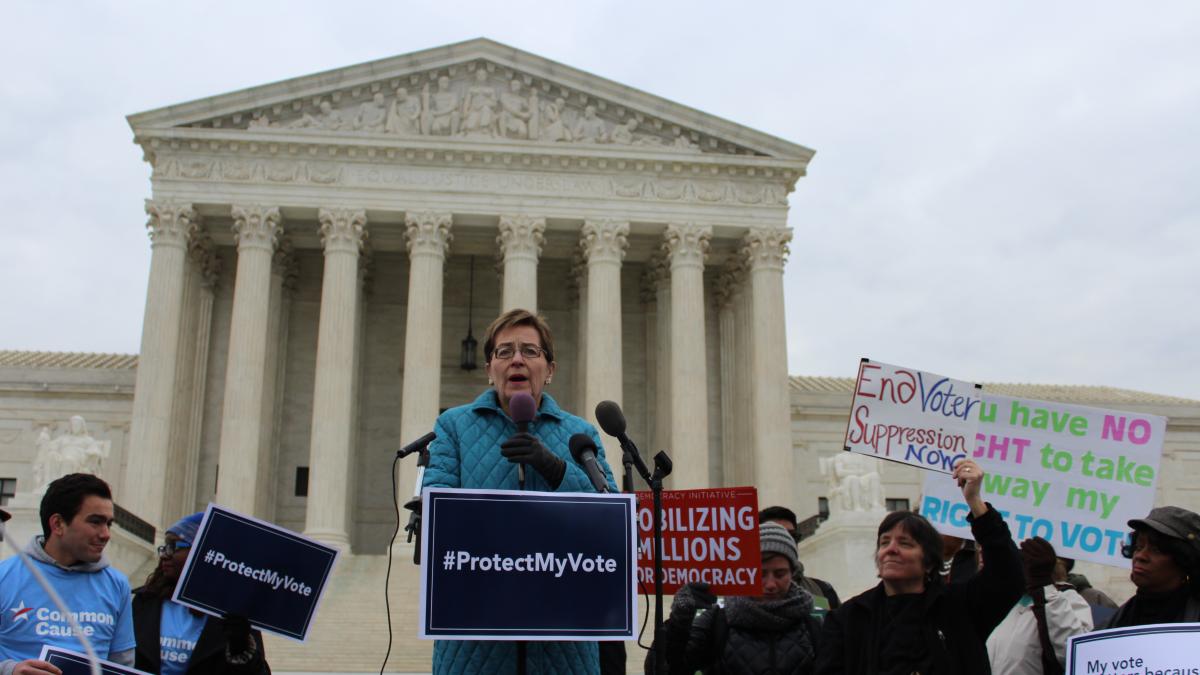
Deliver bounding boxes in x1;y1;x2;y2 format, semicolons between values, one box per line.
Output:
1104;505;1200;628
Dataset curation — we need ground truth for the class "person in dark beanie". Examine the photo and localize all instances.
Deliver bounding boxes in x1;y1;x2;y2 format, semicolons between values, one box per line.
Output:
759;505;841;611
132;512;270;675
652;521;822;675
1104;505;1200;627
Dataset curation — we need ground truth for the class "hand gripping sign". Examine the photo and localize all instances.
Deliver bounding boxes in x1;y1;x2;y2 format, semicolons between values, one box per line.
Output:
419;487;638;640
844;358;983;474
171;504;340;641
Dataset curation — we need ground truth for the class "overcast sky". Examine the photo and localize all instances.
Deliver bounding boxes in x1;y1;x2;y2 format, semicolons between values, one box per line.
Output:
2;2;1197;400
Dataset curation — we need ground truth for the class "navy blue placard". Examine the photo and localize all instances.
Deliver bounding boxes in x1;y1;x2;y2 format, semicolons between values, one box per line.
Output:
419;488;637;640
171;504;340;641
39;646;152;675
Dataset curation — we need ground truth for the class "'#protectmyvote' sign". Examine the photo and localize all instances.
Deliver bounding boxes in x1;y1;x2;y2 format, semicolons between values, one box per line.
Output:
172;504;340;641
844;359;983;474
635;487;761;596
1066;623;1200;674
921;394;1165;567
419;487;637;640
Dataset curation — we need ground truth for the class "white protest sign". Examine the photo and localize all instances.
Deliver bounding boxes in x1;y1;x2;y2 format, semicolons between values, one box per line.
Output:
1066;623;1200;674
921;394;1165;567
843;359;982;474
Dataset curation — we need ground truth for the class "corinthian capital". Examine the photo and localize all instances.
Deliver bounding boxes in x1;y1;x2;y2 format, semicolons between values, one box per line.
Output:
145;199;197;248
580;219;629;265
404;211;453;259
318;208;368;255
662;222;712;270
497;215;546;263
741;227;792;271
230;205;282;252
713;258;745;310
188;232;222;290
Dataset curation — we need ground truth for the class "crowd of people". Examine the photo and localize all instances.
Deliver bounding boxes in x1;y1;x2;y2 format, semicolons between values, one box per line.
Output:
2;308;1198;675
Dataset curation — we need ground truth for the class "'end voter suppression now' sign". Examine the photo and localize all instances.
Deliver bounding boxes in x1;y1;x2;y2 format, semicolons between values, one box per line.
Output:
636;487;761;596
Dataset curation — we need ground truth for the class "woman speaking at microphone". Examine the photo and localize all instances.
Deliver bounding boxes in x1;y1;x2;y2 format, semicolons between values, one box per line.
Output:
422;308;619;675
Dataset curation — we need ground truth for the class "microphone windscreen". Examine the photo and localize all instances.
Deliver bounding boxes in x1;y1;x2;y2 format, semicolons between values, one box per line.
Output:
594;400;627;437
569;433;596;463
510;392;537;425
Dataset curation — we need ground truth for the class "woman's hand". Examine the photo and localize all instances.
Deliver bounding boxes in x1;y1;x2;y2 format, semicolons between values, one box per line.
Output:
952;458;987;517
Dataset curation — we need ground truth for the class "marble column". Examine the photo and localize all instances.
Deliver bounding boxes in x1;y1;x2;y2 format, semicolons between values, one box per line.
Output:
497;215;545;313
570;250;588;413
743;227;794;509
215;205;282;515
663;223;712;489
715;263;739;488
305;208;367;550
126;200;196;528
163;234;220;525
732;265;755;487
255;240;294;520
580;219;629;460
397;211;452;507
651;255;672;460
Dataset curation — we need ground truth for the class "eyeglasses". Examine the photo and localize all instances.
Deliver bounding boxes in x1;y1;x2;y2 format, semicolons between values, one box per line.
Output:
492;343;546;360
157;542;192;556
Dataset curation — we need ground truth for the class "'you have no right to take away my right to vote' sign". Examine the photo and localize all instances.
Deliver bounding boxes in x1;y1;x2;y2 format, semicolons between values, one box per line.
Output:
922;392;1166;568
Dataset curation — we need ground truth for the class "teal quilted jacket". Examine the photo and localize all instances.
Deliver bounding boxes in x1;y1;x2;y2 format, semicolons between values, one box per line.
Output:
423;389;620;675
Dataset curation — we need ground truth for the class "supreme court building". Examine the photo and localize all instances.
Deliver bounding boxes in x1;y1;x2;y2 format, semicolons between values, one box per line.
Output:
3;39;1199;673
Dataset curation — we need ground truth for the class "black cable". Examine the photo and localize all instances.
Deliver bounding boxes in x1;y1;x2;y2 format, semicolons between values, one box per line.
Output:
636;579;652;650
380;453;402;675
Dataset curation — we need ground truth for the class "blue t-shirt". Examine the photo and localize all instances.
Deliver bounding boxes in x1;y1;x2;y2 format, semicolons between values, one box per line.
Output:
0;555;136;662
158;601;206;675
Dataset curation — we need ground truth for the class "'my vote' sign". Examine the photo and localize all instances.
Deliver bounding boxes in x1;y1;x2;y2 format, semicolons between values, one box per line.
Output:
844;359;982;473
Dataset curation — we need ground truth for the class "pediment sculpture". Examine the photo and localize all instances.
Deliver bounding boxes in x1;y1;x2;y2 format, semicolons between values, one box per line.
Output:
225;64;709;153
31;415;111;494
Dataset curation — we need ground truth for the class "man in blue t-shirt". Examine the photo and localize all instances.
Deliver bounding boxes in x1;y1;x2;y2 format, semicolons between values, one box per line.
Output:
0;473;136;675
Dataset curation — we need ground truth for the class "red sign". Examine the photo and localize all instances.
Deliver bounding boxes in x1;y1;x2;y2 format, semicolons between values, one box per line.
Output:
635;487;762;596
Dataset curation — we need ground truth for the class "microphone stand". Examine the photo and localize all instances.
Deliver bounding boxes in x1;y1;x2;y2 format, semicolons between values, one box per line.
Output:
402;445;431;565
624;445;673;675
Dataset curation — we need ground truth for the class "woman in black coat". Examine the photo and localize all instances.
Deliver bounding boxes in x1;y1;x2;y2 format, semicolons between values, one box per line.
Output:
132;513;270;675
1105;505;1200;627
815;459;1023;675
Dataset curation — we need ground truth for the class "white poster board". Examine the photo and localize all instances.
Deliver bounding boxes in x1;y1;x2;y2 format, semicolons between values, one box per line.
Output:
1066;623;1200;674
921;393;1165;567
844;359;982;474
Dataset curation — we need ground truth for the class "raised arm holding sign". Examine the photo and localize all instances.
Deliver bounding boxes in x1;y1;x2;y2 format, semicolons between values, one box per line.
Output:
815;460;1024;675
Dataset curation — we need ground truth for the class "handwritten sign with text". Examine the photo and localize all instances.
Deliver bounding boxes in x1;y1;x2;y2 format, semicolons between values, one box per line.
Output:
844;359;982;474
921;394;1165;567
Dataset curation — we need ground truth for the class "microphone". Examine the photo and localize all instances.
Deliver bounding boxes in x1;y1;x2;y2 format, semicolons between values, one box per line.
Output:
397;431;436;458
569;434;610;493
596;400;671;480
595;399;639;458
509;392;537;489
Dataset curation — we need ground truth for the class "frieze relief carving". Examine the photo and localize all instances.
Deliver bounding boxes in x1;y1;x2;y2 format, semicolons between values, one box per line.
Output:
206;62;757;156
152;154;788;207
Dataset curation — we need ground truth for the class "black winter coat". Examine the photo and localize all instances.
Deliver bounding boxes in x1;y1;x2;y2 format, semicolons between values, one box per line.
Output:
132;591;270;675
815;507;1023;675
655;587;821;675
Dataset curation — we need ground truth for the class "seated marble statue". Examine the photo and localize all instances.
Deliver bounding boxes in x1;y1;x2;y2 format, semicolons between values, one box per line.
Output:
385;88;422;135
32;415;111;493
354;92;388;132
422;76;460;136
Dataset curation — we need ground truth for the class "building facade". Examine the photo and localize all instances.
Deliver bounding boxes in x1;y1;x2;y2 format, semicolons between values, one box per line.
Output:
2;40;1199;673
